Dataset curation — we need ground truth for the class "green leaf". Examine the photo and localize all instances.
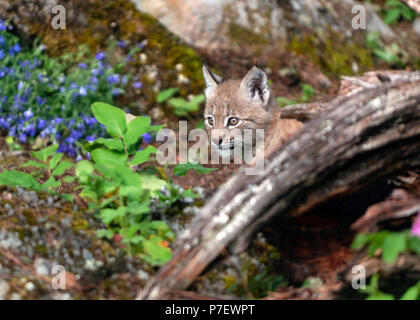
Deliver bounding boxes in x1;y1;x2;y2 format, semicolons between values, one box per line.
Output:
0;170;41;190
137;173;166;195
142;237;172;265
96;229;115;239
409;236;420;255
400;282;420;300
156;88;179;103
188;94;205;108
20;160;47;170
31;144;58;163
401;7;416;21
382;232;408;263
94;163;142;187
100;207;127;225
367;232;388;257
373;48;400;64
63;176;76;182
49;153;64;171
366;293;395;300
276;97;297;107
124;116;151;148
129;145;157;166
61;194;74;202
95;138;124;151
75;160;94;177
52;161;74;176
351;233;375;250
118;185;143;199
126;202;151;216
91;148;127;166
384;8;401;24
42;176;61;189
91;102;127;138
181;189;199;198
173;162;217;176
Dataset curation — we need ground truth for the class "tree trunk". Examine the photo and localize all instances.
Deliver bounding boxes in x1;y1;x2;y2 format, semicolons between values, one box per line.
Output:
137;72;420;299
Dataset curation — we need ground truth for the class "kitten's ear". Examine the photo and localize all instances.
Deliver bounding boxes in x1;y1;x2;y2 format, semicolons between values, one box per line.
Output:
240;66;270;106
202;65;222;99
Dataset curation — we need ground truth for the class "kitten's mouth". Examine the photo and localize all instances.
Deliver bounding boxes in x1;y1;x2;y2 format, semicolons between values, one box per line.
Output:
219;143;236;151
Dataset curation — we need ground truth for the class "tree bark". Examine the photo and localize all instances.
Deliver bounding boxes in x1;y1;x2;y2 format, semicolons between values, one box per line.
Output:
137;72;420;299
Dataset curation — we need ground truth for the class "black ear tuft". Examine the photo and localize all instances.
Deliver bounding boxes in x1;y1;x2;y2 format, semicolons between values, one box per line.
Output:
202;64;223;99
240;66;270;105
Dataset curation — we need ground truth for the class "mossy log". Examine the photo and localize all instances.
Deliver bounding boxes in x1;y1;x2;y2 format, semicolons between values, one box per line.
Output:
137;71;420;299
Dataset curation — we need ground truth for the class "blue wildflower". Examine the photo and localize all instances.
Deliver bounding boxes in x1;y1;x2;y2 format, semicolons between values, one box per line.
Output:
142;133;152;144
77;62;88;69
95;52;106;60
132;81;142;89
17;81;24;91
85;134;96;142
37;119;46;130
107;74;120;84
23;109;33;120
79;86;87;96
18;132;27;143
112;88;123;96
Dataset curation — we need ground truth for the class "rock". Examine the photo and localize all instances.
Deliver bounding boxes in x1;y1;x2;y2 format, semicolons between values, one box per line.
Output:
0;280;9;300
133;0;395;50
34;258;51;276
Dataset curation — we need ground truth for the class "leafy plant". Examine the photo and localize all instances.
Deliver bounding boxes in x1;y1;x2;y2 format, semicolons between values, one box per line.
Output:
276;83;315;107
157;87;205;116
365;32;406;67
352;230;420;264
362;274;420;300
173;162;217;176
75;102;176;264
0;101;198;266
0;143;74;200
382;0;417;25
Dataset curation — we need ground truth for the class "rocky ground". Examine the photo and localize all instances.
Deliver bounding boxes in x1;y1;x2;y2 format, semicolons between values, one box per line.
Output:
0;0;419;299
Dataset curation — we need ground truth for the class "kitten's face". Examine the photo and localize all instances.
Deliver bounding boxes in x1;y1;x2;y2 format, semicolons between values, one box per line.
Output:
202;66;272;157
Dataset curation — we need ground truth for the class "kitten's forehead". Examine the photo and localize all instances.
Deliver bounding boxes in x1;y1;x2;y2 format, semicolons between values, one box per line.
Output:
205;80;241;116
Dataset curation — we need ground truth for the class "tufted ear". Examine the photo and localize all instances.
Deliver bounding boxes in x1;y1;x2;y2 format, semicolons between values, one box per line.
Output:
240;66;270;106
202;65;222;99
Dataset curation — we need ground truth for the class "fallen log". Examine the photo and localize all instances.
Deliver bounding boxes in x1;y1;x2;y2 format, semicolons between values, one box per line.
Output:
137;71;420;299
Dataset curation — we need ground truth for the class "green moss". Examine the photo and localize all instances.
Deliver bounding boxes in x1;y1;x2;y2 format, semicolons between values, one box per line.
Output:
228;23;270;48
223;275;238;290
35;245;47;255
22;208;37;225
288;32;374;78
72;217;89;231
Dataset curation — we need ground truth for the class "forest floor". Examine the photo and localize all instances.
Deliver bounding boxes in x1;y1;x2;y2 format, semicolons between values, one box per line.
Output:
1;1;420;298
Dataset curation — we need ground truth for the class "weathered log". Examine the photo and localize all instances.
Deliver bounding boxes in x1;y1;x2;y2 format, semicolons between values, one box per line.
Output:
137;72;420;299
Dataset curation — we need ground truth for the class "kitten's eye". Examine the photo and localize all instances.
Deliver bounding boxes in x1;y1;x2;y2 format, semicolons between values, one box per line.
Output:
227;117;239;127
206;117;214;127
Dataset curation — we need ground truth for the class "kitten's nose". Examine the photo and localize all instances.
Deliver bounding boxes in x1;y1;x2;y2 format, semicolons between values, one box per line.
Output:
212;137;223;146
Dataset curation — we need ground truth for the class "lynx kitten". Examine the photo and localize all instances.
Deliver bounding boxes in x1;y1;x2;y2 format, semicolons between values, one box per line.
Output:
202;65;303;159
